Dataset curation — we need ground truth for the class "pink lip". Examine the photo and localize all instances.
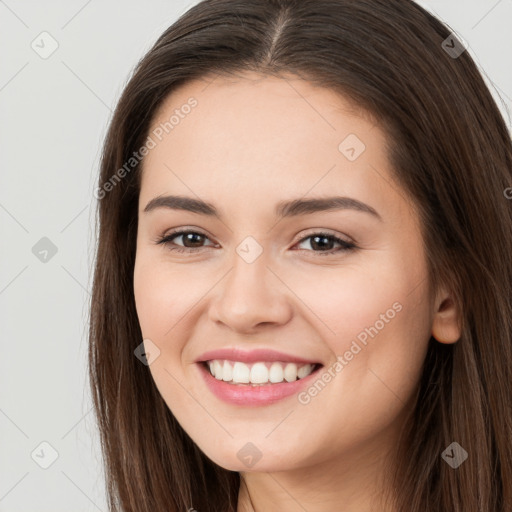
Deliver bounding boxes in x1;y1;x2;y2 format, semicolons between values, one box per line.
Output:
197;361;322;407
195;348;320;365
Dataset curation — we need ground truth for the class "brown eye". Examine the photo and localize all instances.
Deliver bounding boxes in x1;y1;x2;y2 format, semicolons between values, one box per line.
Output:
156;229;356;256
294;232;356;255
157;230;216;252
178;232;206;248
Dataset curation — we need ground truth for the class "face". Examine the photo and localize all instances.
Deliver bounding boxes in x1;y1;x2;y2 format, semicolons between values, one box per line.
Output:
133;71;438;474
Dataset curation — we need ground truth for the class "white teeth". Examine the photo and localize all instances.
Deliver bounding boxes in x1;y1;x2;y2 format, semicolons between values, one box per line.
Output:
213;360;223;380
297;364;313;379
205;360;316;385
250;362;269;384
232;362;250;383
284;363;297;382
269;362;284;383
222;360;233;382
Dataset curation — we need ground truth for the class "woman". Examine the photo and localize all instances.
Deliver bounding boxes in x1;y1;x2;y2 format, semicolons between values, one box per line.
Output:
88;0;512;510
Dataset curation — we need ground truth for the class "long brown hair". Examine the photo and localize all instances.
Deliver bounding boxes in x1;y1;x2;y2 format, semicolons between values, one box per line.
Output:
88;0;512;510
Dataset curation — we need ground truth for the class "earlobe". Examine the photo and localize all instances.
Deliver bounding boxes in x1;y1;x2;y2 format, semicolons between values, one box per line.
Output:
431;294;461;344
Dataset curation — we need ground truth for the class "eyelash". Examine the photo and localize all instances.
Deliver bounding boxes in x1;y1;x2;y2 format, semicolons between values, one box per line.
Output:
155;229;357;256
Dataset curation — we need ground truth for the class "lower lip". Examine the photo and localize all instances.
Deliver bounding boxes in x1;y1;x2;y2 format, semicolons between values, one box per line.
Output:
197;362;323;407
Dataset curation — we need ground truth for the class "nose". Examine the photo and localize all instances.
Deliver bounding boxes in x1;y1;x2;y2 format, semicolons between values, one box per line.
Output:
208;251;293;334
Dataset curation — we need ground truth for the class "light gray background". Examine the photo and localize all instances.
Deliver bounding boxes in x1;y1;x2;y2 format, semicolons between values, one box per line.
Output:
1;1;511;510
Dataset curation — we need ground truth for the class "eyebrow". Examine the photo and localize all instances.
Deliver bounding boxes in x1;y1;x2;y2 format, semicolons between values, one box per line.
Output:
143;194;382;221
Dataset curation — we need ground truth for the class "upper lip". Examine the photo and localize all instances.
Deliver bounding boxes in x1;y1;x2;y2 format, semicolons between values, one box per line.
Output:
195;348;322;365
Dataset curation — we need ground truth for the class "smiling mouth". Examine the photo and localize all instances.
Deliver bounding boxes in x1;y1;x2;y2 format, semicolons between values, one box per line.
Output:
202;360;324;386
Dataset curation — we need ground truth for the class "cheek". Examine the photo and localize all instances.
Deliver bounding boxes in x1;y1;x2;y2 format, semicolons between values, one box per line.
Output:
133;254;200;339
326;275;431;411
133;253;215;398
278;259;411;347
289;286;431;459
133;256;200;414
285;255;432;395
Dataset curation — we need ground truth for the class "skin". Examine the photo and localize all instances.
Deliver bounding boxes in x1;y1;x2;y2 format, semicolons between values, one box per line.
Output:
133;71;461;512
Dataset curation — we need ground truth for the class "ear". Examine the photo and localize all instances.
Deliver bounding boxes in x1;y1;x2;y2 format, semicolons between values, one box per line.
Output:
431;287;461;344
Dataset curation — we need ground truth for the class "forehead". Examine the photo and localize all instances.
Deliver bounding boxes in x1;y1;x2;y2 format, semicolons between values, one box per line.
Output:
146;71;379;158
138;72;403;219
